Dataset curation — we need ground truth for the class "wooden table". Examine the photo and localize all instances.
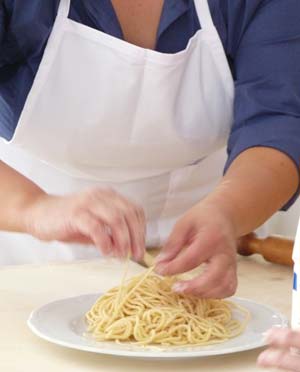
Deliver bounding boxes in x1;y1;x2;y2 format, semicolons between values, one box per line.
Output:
0;256;293;372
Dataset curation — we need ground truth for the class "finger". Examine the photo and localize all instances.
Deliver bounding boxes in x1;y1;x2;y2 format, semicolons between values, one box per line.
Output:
61;233;93;244
257;348;300;372
113;195;146;261
265;328;300;349
155;220;192;268
123;208;145;261
156;224;223;276
172;254;237;297
92;189;145;259
89;200;131;258
74;210;113;256
156;239;208;276
195;269;237;299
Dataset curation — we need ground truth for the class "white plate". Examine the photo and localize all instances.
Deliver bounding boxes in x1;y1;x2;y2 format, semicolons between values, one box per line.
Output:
28;294;288;359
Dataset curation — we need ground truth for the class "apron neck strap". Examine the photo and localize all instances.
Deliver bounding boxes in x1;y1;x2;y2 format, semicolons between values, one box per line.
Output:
194;0;214;29
57;0;71;20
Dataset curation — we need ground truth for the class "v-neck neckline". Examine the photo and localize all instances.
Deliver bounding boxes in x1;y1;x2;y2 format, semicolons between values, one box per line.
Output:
106;0;190;50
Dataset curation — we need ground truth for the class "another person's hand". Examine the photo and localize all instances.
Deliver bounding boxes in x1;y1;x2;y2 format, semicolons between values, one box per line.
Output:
23;188;146;260
257;327;300;372
155;200;237;298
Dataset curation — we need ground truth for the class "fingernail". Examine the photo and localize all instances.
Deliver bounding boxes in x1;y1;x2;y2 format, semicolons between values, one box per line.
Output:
257;350;278;366
155;252;168;263
155;264;166;275
172;283;187;293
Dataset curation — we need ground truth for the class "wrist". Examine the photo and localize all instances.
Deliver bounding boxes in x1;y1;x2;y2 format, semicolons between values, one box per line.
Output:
12;190;48;235
201;188;241;238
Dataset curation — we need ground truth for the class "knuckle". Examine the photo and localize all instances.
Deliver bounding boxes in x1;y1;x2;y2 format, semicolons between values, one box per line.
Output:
80;189;98;205
188;246;202;262
127;207;139;222
135;205;145;218
106;210;124;226
88;221;101;235
72;206;88;220
138;205;145;216
220;274;237;297
111;214;125;227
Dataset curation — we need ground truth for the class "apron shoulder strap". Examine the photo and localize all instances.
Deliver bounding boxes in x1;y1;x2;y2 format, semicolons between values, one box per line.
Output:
57;0;71;20
194;0;214;29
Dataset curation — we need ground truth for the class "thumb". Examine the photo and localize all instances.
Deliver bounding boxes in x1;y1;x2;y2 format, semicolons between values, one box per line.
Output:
155;219;191;265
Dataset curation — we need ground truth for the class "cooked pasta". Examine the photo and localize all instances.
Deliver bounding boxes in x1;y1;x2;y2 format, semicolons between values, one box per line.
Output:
85;266;250;347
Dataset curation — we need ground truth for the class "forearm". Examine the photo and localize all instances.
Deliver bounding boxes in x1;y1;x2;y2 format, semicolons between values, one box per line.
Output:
204;147;299;238
0;160;45;232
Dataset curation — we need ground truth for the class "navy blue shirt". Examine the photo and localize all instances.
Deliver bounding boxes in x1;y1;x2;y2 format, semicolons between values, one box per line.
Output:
1;0;300;209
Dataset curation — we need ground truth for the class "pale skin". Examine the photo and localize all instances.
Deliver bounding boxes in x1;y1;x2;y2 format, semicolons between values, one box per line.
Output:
1;1;300;358
257;328;300;372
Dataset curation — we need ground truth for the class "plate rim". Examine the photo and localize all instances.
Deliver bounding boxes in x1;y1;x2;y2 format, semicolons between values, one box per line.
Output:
27;294;289;359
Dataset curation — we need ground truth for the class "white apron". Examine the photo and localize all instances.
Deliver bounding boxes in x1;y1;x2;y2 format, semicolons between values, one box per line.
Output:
0;0;234;265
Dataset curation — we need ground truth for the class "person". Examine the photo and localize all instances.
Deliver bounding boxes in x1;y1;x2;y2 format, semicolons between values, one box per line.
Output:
0;0;300;299
258;327;300;372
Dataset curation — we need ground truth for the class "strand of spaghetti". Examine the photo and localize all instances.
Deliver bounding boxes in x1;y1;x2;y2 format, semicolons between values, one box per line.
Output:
85;264;250;346
114;266;155;314
113;256;131;318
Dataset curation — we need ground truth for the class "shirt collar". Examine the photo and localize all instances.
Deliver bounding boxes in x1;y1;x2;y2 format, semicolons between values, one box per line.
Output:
85;0;191;42
157;0;191;40
86;0;123;39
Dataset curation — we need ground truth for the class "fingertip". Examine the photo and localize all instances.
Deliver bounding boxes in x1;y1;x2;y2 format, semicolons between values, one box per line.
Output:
155;263;168;276
155;252;169;264
172;281;188;293
257;351;268;366
257;349;284;368
134;248;145;263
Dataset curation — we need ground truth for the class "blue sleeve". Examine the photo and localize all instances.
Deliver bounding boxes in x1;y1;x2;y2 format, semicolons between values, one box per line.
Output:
0;1;6;48
224;0;300;210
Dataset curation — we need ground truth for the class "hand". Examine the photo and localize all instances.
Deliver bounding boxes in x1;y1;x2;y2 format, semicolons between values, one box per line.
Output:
257;328;300;372
155;200;238;298
23;188;146;260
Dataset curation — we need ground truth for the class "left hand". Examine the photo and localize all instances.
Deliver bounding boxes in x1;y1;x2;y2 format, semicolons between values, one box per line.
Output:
155;200;238;298
257;328;300;372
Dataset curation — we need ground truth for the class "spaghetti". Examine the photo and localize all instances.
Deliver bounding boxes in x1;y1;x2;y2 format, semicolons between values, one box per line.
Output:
85;266;250;346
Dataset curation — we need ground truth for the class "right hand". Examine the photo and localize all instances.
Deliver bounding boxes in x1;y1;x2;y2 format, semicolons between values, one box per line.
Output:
257;328;300;372
23;188;146;261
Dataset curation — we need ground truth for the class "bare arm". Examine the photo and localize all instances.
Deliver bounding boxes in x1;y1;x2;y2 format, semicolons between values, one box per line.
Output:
0;160;146;260
0;160;45;233
206;147;299;237
156;147;299;298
